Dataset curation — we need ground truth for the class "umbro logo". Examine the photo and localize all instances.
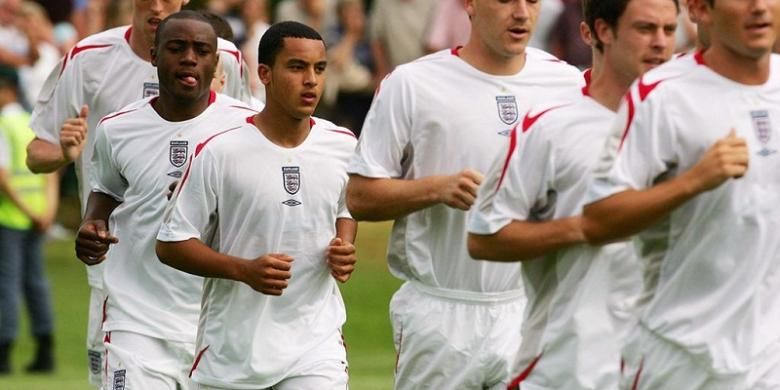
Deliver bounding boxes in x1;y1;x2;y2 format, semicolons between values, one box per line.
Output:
282;199;301;207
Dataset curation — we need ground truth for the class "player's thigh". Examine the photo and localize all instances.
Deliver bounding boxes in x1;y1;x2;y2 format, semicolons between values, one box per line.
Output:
274;330;348;390
619;327;744;390
103;331;193;390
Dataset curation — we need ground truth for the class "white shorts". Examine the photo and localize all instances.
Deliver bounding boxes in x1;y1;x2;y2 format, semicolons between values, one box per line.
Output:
747;338;780;389
103;331;195;390
390;281;525;390
193;330;348;390
87;286;107;389
619;326;746;390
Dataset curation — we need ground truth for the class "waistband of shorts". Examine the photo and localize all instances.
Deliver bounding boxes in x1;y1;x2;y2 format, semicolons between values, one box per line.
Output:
407;281;525;304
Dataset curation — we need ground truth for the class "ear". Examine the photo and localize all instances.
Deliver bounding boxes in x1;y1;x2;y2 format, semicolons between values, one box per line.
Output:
258;63;272;86
594;18;614;47
579;21;593;47
686;0;710;25
150;47;158;67
463;0;475;18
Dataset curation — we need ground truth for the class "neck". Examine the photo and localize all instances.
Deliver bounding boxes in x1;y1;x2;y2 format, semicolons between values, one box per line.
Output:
589;58;633;112
458;39;526;75
253;104;311;148
152;93;211;122
129;26;152;62
704;44;771;85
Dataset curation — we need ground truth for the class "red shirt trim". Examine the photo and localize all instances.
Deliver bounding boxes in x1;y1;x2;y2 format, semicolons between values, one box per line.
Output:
98;108;138;126
507;352;544;389
451;46;463;56
189;345;210;377
496;125;519;191
219;48;243;76
124;27;132;44
618;92;636;151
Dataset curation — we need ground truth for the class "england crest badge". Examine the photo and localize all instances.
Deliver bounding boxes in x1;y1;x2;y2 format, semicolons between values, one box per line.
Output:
282;166;301;195
750;110;777;157
169;140;188;167
496;96;518;125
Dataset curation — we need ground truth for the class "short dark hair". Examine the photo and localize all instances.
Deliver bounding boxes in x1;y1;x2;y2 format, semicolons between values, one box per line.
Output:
257;21;323;67
154;10;216;49
197;10;234;41
583;0;680;51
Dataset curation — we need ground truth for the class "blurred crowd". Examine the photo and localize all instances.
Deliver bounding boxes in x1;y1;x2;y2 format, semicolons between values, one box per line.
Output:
1;0;703;133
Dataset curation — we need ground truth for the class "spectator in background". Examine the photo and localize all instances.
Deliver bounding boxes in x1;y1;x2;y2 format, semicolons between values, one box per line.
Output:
275;0;337;42
241;0;270;100
549;0;592;68
0;69;58;375
322;0;373;133
527;0;563;52
0;0;39;71
425;0;470;53
369;0;437;79
17;1;61;105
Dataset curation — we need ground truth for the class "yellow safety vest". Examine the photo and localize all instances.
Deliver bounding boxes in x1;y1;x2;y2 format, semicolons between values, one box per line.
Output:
0;107;47;230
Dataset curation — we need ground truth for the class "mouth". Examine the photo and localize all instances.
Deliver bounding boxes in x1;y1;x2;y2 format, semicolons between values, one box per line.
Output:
301;92;318;105
745;20;772;34
642;57;666;68
148;17;162;30
508;26;530;40
175;71;199;88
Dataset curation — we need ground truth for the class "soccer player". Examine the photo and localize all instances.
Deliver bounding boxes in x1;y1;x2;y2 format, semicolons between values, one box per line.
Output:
582;0;780;387
156;21;357;389
23;0;251;387
74;11;255;389
345;0;583;388
466;0;678;388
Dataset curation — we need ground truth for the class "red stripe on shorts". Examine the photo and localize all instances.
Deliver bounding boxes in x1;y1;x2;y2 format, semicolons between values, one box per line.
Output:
506;352;544;390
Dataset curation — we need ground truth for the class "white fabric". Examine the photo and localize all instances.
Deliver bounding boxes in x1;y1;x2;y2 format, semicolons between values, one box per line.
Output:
29;25;251;289
349;48;583;294
390;282;525;390
87;287;107;389
157;117;356;388
468;95;626;389
103;331;196;390
590;53;780;376
90;93;254;343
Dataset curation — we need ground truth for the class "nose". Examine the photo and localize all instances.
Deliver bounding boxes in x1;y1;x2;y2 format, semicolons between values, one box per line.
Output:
180;46;197;65
751;0;768;14
512;0;531;21
149;0;163;14
650;27;670;52
303;66;318;86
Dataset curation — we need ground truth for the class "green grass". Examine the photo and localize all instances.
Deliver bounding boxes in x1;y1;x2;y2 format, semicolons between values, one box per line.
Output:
0;221;400;389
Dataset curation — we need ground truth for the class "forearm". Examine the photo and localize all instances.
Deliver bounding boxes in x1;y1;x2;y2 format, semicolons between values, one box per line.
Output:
26;138;70;173
156;238;246;281
335;218;357;244
346;175;445;221
468;217;585;262
44;172;59;218
83;191;121;224
583;175;698;245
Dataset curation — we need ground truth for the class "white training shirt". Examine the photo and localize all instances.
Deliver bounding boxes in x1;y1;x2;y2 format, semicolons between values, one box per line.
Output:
90;92;256;343
588;52;780;375
29;26;252;288
348;47;583;294
469;88;631;389
157;117;357;388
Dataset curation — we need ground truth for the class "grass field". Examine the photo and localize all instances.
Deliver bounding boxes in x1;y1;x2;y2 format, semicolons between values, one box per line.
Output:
0;221;400;390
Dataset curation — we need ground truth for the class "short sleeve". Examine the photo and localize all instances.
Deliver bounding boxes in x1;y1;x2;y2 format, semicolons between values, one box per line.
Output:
157;148;220;243
468;123;556;235
347;70;413;178
89;122;126;201
29;54;80;144
588;84;678;203
217;40;253;104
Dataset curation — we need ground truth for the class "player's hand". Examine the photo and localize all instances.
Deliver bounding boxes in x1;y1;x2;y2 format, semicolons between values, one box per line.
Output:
30;213;54;233
684;129;749;193
166;180;179;200
242;253;294;296
60;105;89;163
327;238;356;283
75;219;118;265
438;169;484;210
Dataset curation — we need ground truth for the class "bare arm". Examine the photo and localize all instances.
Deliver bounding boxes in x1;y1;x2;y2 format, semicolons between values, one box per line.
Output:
26;105;89;173
156;239;294;296
583;130;749;245
468;217;585;262
346;170;483;221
